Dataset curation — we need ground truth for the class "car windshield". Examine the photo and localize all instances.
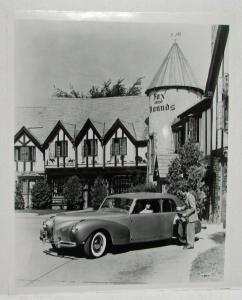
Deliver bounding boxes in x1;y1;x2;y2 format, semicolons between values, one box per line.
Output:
99;197;133;212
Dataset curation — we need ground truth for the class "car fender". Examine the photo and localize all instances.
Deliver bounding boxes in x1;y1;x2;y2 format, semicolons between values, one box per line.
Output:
72;219;130;246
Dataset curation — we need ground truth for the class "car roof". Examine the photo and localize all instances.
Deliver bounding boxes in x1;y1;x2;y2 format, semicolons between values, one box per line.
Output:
106;192;183;205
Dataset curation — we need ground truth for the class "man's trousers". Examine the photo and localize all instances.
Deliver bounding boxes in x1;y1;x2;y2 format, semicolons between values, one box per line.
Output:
186;222;195;247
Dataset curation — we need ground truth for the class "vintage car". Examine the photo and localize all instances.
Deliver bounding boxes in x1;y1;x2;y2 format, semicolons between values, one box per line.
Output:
40;193;201;258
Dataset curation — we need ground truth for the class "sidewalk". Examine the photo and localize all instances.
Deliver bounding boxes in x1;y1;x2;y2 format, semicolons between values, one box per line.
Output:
149;223;225;284
176;223;225;282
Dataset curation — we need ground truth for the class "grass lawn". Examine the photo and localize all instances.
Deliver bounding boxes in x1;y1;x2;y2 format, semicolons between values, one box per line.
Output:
190;241;225;282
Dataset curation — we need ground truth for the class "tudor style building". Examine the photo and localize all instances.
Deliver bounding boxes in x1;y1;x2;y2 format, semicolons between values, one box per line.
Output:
15;25;229;223
171;25;229;222
15;96;148;208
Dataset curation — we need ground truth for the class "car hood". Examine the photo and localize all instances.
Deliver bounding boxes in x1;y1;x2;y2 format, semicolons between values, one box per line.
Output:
53;208;128;225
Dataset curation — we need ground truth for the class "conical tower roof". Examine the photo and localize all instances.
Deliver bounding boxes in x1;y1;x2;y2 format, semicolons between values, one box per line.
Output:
145;42;203;95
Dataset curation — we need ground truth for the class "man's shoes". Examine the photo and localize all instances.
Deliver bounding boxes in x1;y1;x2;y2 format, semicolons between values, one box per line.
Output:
183;245;194;250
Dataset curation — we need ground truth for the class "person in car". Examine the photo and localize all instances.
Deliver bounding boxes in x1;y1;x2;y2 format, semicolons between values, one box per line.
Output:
140;202;153;214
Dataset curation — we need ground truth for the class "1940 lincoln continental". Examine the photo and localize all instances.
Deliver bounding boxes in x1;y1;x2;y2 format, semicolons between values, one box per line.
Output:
40;193;201;258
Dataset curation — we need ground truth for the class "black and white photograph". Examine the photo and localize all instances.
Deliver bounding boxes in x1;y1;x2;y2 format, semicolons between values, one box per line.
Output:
13;14;230;289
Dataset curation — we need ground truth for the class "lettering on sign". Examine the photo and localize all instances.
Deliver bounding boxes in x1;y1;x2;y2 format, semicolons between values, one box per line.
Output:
150;92;176;113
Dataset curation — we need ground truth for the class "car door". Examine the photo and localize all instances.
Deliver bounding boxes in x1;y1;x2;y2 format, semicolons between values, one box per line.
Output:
130;199;163;242
159;198;177;239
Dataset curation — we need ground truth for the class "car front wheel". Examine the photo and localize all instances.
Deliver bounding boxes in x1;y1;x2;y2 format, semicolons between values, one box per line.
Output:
84;231;108;258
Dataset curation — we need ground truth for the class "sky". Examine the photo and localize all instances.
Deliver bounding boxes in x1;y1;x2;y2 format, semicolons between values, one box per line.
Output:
15;19;211;107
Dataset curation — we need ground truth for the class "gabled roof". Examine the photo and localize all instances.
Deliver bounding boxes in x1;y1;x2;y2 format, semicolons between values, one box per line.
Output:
146;42;203;95
75;118;103;145
43;121;74;148
14;126;42;150
15;95;149;146
103;118;137;145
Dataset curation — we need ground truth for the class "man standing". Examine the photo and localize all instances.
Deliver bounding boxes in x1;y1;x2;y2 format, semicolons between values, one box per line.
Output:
182;189;199;249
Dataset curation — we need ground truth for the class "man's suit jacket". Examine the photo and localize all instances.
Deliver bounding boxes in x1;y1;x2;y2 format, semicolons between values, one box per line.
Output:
185;192;199;223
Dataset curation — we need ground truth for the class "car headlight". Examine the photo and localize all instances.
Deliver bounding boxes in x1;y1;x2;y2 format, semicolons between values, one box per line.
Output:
71;220;85;233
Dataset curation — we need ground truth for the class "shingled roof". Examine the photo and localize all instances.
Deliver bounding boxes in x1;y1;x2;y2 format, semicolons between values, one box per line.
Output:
15;95;149;146
146;42;203;95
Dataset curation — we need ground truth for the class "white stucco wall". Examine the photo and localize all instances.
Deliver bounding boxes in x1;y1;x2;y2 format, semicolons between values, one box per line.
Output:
149;89;202;156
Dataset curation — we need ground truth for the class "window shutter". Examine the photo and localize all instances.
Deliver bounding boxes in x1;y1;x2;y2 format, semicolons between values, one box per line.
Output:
121;138;127;155
55;142;58;157
84;140;87;157
111;139;114;156
90;140;94;156
94;140;98;156
64;141;68;157
33;147;36;161
14;147;19;161
49;143;55;159
81;142;84;159
114;139;119;155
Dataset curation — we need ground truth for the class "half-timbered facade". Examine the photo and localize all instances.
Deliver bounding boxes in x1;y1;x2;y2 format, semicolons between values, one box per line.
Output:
14;126;45;208
15;26;229;223
171;25;229;222
15;96;149;208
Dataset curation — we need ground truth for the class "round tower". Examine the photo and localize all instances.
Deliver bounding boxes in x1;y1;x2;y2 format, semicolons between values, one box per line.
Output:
145;41;204;185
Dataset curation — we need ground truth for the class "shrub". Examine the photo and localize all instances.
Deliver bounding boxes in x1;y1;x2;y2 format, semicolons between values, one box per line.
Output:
31;180;52;209
63;176;84;210
15;182;25;209
91;177;108;210
166;140;206;201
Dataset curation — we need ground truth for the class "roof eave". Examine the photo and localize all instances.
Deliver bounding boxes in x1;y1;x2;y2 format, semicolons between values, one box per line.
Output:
145;85;204;96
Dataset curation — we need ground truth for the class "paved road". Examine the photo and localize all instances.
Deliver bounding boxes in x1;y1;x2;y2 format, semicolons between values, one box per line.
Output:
15;213;223;288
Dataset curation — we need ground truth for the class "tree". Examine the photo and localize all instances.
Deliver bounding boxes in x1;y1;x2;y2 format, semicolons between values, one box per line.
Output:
126;77;143;96
100;80;112;97
53;84;81;98
111;79;126;97
91;177;108;210
166;140;206;200
63;176;84;210
89;85;103;98
88;77;143;98
15;182;25;209
31;181;52;209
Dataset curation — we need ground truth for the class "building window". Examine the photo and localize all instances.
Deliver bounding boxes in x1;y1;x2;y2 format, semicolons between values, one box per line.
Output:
222;93;229;132
187;117;199;143
173;126;185;153
55;141;68;157
14;146;36;162
84;139;98;157
111;138;127;156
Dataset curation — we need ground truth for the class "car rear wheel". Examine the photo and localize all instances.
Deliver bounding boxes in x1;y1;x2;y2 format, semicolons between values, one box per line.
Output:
84;231;108;258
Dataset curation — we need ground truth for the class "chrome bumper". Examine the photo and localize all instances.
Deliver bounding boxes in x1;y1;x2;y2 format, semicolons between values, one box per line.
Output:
40;229;76;248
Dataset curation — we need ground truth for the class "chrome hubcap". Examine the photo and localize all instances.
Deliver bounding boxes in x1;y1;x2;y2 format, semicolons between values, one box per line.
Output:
91;232;106;256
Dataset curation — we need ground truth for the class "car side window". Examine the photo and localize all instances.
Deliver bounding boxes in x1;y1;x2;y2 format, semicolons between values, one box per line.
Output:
132;199;161;214
162;199;177;212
